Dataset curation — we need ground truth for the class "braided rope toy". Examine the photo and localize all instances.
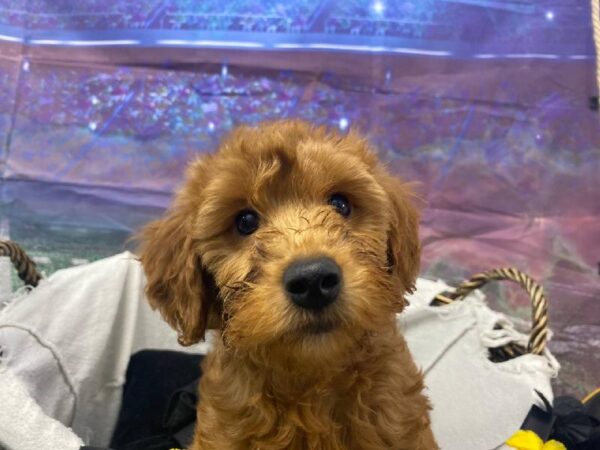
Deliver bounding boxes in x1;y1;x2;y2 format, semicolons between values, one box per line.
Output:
0;240;42;287
432;267;549;361
592;0;600;98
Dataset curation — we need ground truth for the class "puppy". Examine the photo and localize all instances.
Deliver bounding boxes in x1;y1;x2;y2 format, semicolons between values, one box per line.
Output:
139;120;438;450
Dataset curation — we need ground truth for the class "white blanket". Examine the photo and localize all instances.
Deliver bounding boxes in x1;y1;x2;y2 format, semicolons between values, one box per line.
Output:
0;368;83;450
402;280;559;450
0;252;204;448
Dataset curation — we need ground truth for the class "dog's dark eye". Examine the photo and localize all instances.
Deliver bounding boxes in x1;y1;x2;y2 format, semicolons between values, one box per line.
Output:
235;209;260;235
328;193;351;218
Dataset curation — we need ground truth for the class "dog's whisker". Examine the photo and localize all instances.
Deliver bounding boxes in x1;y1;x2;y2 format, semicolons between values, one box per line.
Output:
313;208;327;224
254;244;269;260
243;267;262;284
261;228;284;237
321;208;335;226
299;215;310;226
286;226;302;235
222;282;245;291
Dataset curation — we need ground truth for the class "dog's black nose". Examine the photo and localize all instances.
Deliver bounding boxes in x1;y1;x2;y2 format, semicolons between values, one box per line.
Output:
283;257;342;310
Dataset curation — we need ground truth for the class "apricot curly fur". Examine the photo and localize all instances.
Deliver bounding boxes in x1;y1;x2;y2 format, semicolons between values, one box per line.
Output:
139;120;438;449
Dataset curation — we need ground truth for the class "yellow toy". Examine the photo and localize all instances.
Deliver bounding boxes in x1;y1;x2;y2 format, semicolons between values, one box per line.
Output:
506;430;566;450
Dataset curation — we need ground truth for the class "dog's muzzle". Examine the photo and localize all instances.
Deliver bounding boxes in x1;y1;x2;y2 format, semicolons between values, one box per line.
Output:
283;257;341;311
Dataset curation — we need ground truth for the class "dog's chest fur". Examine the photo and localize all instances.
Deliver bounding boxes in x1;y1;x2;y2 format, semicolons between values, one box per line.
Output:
192;331;434;450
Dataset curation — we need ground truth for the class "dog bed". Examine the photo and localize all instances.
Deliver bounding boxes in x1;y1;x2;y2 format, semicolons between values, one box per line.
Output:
0;242;559;450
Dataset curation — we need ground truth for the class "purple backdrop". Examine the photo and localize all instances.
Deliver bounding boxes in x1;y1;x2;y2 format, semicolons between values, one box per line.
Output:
0;0;598;396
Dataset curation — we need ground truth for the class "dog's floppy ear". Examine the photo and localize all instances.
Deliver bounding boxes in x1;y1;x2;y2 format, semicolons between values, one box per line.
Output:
379;172;421;296
138;160;215;346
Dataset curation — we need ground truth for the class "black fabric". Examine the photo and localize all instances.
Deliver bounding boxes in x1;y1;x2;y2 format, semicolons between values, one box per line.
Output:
163;381;199;444
583;389;600;422
519;391;555;440
81;447;116;450
521;403;555;441
109;350;203;450
551;395;600;450
520;392;600;450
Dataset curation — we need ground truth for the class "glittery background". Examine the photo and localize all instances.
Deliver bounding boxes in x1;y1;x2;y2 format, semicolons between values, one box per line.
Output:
0;1;598;397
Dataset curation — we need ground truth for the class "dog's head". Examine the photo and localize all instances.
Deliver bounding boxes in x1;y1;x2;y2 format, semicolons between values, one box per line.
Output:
139;120;419;361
